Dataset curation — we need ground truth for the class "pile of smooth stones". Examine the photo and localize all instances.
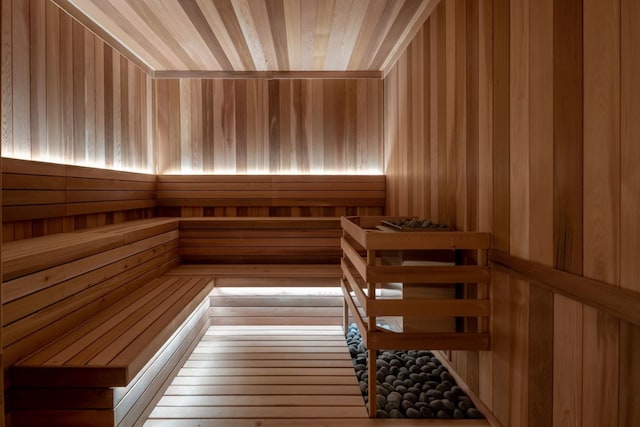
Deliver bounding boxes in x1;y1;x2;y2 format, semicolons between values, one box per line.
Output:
382;218;450;230
346;324;484;419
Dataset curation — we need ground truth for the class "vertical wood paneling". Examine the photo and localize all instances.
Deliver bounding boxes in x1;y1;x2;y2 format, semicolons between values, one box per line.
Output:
155;78;382;174
385;1;455;226
385;0;637;426
1;0;153;172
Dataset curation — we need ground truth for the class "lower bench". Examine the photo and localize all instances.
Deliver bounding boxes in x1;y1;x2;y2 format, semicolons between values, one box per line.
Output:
7;274;214;427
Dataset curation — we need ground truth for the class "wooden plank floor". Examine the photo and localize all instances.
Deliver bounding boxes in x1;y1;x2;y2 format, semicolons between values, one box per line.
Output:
144;285;489;427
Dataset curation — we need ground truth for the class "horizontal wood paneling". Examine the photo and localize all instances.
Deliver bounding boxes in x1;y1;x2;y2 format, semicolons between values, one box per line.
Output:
55;0;438;73
2;158;156;242
1;0;153;172
156;175;384;218
384;0;640;426
178;217;343;265
155;78;383;174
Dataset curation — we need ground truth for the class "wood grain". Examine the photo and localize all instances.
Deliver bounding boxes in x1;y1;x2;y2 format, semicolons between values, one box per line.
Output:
2;158;156;241
383;1;638;426
155;78;382;174
3;0;153;171
620;1;640;425
53;0;435;74
583;1;621;426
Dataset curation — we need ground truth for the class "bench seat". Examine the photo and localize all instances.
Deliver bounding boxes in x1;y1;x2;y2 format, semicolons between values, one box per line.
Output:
8;274;214;427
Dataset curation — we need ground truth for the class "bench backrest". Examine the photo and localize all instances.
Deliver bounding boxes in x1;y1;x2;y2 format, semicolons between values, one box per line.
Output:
156;174;385;217
2;158;157;242
179;217;342;264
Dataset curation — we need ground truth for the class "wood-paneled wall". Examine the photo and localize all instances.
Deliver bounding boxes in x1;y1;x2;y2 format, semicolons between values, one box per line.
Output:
2;158;156;242
384;0;640;426
1;0;153;172
156;174;385;218
154;78;383;174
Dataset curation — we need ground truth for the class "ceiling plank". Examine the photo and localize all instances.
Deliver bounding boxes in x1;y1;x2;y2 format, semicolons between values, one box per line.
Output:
129;0;200;70
179;0;233;70
215;0;256;70
266;0;290;70
55;0;433;73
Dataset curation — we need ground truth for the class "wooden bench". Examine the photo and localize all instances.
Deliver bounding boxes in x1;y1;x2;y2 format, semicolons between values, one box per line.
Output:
7;275;213;427
2;215;351;425
179;217;343;265
1;218;213;426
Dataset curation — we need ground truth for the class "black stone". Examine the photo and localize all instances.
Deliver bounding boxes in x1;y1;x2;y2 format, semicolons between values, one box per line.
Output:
436;410;451;419
406;408;422;418
389;409;403;418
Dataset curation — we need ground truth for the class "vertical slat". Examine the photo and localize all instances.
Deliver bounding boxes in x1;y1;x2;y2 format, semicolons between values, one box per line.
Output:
491;0;510;423
582;1;621;426
111;50;121;167
234;79;246;173
103;44;113;167
30;0;46;159
72;19;85;163
179;79;192;171
60;11;73;162
527;0;554;424
620;0;640;425
84;28;96;163
477;0;494;409
445;0;457;228
1;0;12;156
119;55;128;168
552;2;584;426
11;0;30;157
508;5;531;416
492;0;509;254
94;38;105;165
278;80;291;171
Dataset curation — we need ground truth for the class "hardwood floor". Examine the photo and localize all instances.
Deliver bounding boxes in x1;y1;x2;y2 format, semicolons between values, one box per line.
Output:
144;285;489;427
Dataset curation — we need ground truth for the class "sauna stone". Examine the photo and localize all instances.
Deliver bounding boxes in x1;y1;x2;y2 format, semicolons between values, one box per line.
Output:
347;324;484;419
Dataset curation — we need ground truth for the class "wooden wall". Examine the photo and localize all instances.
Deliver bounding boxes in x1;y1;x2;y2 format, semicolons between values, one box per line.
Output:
383;0;640;426
154;78;383;174
156;174;385;218
1;0;154;172
1;158;156;242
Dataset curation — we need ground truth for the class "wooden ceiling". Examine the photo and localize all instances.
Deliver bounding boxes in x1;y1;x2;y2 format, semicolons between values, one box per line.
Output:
55;0;438;76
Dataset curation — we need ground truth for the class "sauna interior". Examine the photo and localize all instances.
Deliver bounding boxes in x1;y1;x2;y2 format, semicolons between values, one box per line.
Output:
1;0;639;426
